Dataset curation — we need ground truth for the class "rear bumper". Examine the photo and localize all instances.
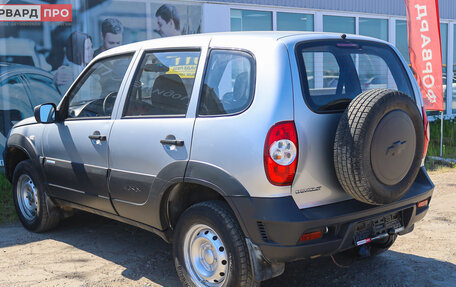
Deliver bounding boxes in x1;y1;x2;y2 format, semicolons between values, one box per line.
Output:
228;167;434;263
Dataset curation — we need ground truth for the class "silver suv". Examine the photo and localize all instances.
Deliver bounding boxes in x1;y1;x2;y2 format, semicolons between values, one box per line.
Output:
4;32;434;286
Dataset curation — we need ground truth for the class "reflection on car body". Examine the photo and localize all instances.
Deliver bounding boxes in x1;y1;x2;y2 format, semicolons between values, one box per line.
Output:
0;63;62;168
0;38;52;71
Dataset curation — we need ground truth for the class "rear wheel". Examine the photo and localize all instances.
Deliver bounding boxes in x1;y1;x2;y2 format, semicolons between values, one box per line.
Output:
173;200;259;287
12;160;61;232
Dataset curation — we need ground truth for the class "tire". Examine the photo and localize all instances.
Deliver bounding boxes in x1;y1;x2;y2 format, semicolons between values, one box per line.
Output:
334;89;424;205
12;160;61;232
173;200;259;287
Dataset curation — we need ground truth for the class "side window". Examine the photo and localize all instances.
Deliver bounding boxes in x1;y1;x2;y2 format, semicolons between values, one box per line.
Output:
199;50;254;116
68;54;133;119
25;74;62;107
124;51;200;117
0;76;33;137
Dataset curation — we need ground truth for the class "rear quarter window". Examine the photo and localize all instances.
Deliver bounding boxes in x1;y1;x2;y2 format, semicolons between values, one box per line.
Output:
198;50;255;116
296;40;414;113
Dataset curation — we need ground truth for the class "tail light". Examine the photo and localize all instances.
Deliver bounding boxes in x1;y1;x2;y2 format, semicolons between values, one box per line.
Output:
299;231;322;242
422;106;429;159
264;121;298;186
417;198;429;208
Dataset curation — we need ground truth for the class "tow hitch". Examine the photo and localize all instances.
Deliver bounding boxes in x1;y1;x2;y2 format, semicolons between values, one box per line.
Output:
355;226;405;246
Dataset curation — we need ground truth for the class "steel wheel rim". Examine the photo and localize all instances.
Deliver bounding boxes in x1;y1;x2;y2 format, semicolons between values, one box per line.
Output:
183;224;229;286
16;174;38;221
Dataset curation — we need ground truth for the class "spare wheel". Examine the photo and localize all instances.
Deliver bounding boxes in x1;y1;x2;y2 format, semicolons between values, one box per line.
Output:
334;89;424;205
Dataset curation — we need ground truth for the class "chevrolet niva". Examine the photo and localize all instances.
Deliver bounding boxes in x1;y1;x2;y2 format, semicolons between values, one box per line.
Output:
4;32;434;287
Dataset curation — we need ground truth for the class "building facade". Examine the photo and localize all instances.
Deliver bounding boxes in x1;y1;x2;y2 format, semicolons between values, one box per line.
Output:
198;0;456;117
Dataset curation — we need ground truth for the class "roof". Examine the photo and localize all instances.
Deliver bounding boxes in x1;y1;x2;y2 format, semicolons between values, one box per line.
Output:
95;31;390;60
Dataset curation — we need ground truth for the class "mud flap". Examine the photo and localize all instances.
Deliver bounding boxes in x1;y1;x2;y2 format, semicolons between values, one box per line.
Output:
246;238;285;281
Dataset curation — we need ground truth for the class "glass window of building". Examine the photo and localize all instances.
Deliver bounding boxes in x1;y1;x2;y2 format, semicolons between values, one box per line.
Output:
427;23;448;115
277;12;314;31
323;15;355;34
231;9;272;31
441;23;448;112
453;24;456;113
359;18;388;41
395;20;409;63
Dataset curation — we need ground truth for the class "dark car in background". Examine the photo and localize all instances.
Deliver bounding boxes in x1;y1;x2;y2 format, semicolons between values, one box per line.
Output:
0;63;62;169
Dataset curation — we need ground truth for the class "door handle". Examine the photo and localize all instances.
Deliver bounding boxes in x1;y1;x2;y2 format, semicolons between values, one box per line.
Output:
89;134;106;141
160;139;184;146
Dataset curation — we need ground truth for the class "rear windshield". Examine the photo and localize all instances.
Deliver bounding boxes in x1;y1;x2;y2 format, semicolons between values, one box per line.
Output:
296;40;414;113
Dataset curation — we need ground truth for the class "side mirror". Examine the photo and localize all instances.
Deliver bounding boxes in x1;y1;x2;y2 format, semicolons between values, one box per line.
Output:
34;103;56;123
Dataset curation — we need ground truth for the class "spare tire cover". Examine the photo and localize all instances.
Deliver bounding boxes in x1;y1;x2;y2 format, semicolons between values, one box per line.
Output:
334;89;424;205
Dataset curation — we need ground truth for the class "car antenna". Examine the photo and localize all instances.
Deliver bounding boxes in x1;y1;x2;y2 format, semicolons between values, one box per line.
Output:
341;34;347;39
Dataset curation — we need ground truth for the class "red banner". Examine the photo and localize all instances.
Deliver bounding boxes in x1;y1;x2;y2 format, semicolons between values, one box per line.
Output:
41;5;72;22
405;0;443;111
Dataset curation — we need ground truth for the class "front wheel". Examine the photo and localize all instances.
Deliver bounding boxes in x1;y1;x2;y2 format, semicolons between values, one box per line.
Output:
12;160;61;232
173;200;259;287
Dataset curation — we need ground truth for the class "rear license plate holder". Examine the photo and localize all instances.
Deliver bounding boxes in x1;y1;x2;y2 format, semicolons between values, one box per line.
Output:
353;211;404;246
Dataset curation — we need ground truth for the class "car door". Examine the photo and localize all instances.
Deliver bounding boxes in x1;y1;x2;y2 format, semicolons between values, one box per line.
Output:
42;53;135;213
107;49;203;227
